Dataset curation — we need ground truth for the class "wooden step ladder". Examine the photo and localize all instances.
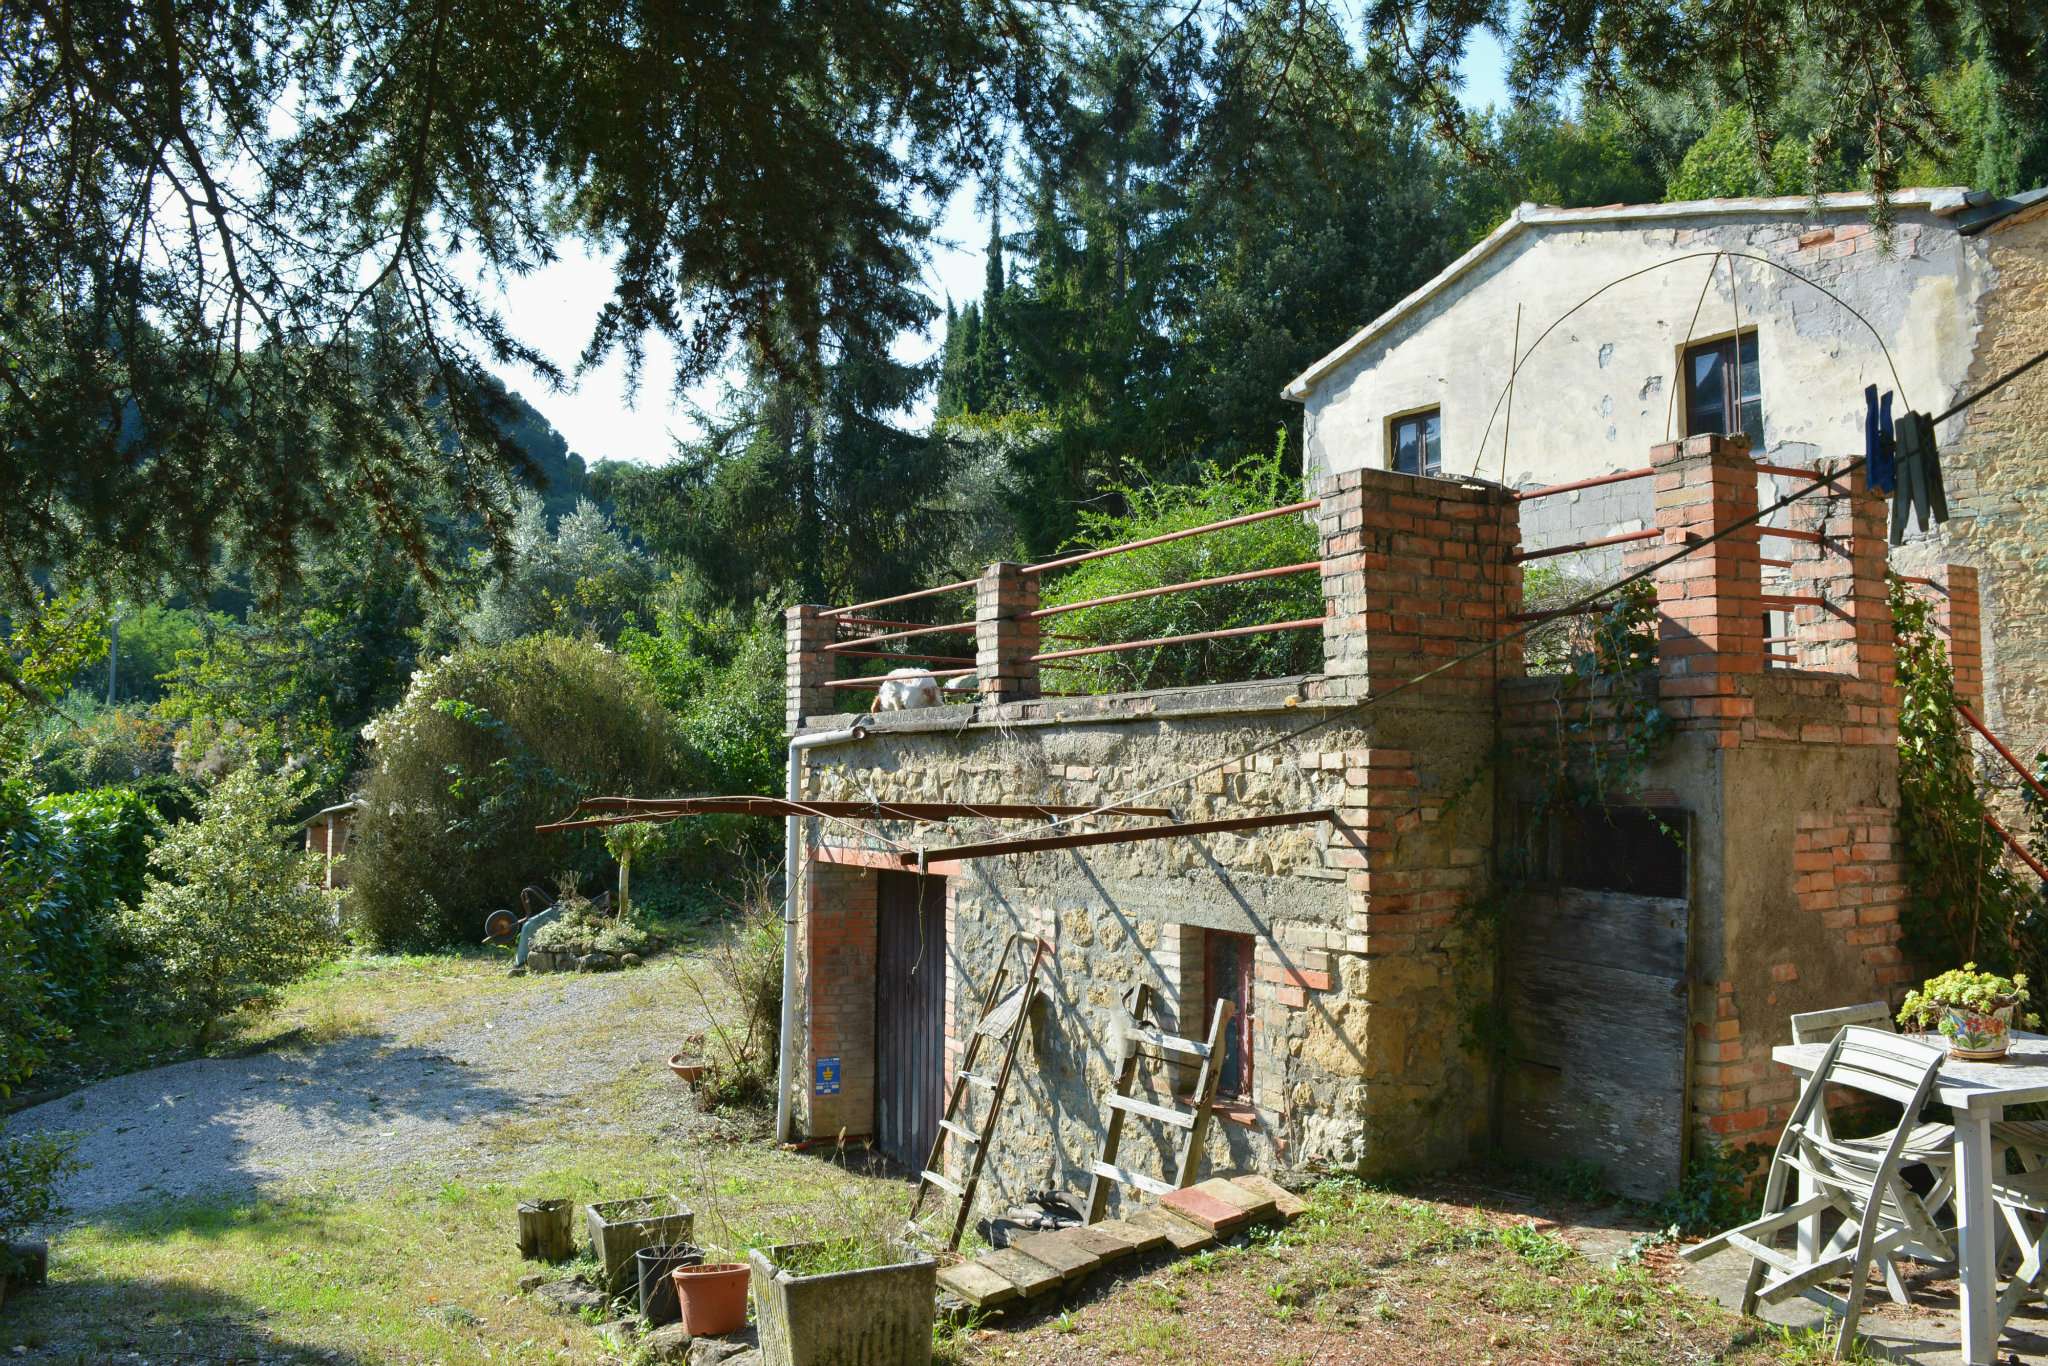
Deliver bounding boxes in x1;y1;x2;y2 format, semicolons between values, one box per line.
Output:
1083;983;1234;1222
906;932;1051;1250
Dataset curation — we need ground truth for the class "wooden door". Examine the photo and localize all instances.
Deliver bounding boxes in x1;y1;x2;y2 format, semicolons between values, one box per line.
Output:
1499;888;1692;1199
875;872;947;1172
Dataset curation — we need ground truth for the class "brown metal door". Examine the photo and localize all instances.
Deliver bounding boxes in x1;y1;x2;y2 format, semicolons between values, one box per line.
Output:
875;872;946;1173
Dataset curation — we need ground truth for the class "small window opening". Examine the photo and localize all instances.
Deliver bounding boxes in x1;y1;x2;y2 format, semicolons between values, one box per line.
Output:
1684;333;1763;449
1533;804;1688;899
1391;409;1442;478
1203;930;1256;1101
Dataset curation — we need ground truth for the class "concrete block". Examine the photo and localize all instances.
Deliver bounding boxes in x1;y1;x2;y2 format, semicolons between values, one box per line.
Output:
1128;1206;1217;1252
936;1260;1019;1308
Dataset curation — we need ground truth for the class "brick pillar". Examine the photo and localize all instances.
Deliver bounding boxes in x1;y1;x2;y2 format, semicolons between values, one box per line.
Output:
975;562;1040;702
801;861;877;1139
1314;468;1521;702
1931;563;1984;716
1626;434;1762;739
786;606;837;732
1780;462;1894;686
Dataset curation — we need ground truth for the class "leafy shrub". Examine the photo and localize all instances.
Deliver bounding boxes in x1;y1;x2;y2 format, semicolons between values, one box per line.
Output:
31;701;176;791
349;635;678;948
0;782;157;1030
124;765;343;1045
1033;442;1322;693
0;1131;80;1274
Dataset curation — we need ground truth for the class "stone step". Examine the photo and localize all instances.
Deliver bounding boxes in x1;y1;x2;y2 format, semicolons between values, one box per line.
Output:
1191;1176;1277;1223
1128;1205;1216;1252
1008;1228;1102;1282
1160;1184;1250;1234
1062;1224;1139;1264
1088;1216;1170;1255
937;1260;1020;1309
1228;1173;1308;1219
976;1247;1064;1299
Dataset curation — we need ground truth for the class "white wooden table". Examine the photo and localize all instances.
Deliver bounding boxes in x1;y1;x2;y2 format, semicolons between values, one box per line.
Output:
1774;1029;2048;1365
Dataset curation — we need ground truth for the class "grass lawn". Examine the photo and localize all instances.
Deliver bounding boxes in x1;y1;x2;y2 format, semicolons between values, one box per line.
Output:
4;952;1879;1364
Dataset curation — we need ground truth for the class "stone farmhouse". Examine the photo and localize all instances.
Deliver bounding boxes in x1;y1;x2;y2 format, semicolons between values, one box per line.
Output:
766;187;2047;1218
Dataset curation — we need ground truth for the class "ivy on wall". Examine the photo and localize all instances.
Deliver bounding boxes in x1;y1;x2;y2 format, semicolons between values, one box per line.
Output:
1891;577;2047;986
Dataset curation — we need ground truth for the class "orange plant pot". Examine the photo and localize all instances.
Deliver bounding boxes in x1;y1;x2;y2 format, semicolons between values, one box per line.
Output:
672;1261;750;1336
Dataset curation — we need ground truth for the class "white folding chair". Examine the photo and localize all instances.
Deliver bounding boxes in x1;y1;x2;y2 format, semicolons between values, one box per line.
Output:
1684;1028;1953;1356
1994;1170;2048;1331
1792;1001;2048;1171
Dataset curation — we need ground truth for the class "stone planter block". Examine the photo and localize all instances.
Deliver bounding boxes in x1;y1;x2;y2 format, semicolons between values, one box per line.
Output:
749;1241;937;1366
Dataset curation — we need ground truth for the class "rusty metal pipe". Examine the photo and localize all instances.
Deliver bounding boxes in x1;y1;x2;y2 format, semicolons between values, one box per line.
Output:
1022;500;1322;575
1030;617;1326;663
1512;467;1654;501
823;578;978;618
1028;561;1321;619
1512;529;1660;563
1957;703;2048;807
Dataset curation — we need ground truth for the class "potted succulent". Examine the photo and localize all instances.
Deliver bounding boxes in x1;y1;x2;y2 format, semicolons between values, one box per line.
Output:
1898;964;2042;1060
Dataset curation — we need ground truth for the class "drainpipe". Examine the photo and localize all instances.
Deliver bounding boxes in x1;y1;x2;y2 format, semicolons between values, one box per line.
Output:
775;719;869;1144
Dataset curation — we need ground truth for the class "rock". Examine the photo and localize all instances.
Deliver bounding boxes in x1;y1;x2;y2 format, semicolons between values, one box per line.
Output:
507;965;528;978
3;1240;48;1289
598;1317;639;1350
534;1278;606;1314
639;1324;692;1361
517;1272;548;1293
621;953;642;967
688;1333;758;1365
585;952;617;971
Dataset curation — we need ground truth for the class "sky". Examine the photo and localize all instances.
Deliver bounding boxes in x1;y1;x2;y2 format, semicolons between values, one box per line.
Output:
490;30;1514;468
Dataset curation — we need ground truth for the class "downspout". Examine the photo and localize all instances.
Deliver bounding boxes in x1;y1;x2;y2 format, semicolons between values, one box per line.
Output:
775;719;869;1144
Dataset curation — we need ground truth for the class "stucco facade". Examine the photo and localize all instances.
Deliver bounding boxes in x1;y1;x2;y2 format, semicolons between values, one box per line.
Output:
1288;188;2048;778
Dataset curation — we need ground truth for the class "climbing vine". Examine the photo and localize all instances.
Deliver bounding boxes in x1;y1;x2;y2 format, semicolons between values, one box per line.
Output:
1891;577;2046;986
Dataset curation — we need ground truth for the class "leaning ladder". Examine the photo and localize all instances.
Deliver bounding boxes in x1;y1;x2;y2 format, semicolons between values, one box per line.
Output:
906;932;1051;1249
1083;983;1234;1223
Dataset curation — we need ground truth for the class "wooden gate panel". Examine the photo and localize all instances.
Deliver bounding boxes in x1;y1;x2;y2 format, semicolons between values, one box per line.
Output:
875;872;946;1172
1500;889;1691;1200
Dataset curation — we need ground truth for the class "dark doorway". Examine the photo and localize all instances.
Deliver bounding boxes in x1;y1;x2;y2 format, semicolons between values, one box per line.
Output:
875;871;947;1172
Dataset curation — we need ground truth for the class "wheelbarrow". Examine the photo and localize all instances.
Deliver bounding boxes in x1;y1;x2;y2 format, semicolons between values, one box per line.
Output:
484;885;613;969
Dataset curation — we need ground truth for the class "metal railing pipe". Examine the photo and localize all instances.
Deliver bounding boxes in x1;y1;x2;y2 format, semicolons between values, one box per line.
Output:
822;578;979;618
1511;529;1659;563
1030;616;1326;663
1027;562;1321;619
1512;467;1654;501
1957;703;2048;807
1022;500;1322;576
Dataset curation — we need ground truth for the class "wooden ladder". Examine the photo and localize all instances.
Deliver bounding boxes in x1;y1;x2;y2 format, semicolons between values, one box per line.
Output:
906;932;1051;1250
1083;983;1234;1222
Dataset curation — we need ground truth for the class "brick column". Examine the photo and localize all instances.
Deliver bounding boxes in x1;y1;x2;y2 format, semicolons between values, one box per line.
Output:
802;862;877;1139
1780;462;1894;687
975;562;1040;702
1314;468;1520;702
786;606;838;732
1626;434;1763;739
1931;563;1984;715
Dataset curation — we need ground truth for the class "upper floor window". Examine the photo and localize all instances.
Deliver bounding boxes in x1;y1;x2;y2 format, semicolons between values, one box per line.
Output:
1684;333;1763;449
1391;408;1442;477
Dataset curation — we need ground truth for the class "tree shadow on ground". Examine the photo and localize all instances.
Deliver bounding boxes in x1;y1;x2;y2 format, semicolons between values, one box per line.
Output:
8;1030;527;1221
0;1265;381;1363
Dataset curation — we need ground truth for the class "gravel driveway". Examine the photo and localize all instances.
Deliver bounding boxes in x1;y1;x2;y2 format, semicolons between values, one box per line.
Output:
10;962;712;1219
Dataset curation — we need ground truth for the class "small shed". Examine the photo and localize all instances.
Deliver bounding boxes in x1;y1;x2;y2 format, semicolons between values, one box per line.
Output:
300;800;359;889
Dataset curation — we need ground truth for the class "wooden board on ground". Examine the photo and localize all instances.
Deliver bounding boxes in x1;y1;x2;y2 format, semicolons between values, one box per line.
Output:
978;1247;1065;1299
1499;888;1691;1201
1191;1177;1276;1223
1089;1217;1169;1255
937;1260;1020;1309
1229;1174;1307;1219
1129;1206;1216;1251
1009;1229;1103;1282
1161;1185;1250;1233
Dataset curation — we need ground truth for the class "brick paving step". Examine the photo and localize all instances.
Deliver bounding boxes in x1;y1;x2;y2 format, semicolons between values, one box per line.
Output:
1062;1224;1138;1263
1089;1217;1169;1255
1127;1205;1217;1252
937;1260;1021;1309
1190;1176;1277;1223
1229;1173;1308;1218
1009;1228;1102;1282
1160;1184;1250;1233
977;1247;1064;1299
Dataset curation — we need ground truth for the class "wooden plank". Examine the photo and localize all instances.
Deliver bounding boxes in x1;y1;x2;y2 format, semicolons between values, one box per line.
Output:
1161;1185;1250;1233
977;1247;1063;1298
919;1170;963;1198
1089;1159;1174;1197
1192;1176;1276;1223
937;1260;1020;1308
1499;888;1690;1201
1009;1229;1104;1282
1128;1207;1215;1252
1229;1174;1308;1219
1127;1026;1210;1059
1105;1094;1196;1129
1089;1217;1169;1254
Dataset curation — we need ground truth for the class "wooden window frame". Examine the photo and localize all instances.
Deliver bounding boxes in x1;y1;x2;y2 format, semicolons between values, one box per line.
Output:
1682;331;1763;449
1203;929;1256;1102
1388;407;1443;478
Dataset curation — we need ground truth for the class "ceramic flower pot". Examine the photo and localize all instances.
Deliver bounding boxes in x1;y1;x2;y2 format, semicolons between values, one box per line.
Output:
667;1054;706;1084
1944;1003;2015;1059
672;1261;751;1337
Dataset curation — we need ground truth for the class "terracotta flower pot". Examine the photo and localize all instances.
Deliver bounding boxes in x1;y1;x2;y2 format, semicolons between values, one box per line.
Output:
1944;1003;2016;1059
672;1261;750;1336
668;1054;706;1084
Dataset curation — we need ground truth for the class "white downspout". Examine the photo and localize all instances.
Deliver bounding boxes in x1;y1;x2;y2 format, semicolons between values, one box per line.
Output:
775;719;869;1144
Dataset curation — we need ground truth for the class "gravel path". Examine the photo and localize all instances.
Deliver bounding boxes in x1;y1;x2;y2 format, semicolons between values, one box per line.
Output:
10;963;714;1219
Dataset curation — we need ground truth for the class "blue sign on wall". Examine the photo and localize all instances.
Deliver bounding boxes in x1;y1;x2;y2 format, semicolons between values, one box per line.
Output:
814;1057;841;1095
